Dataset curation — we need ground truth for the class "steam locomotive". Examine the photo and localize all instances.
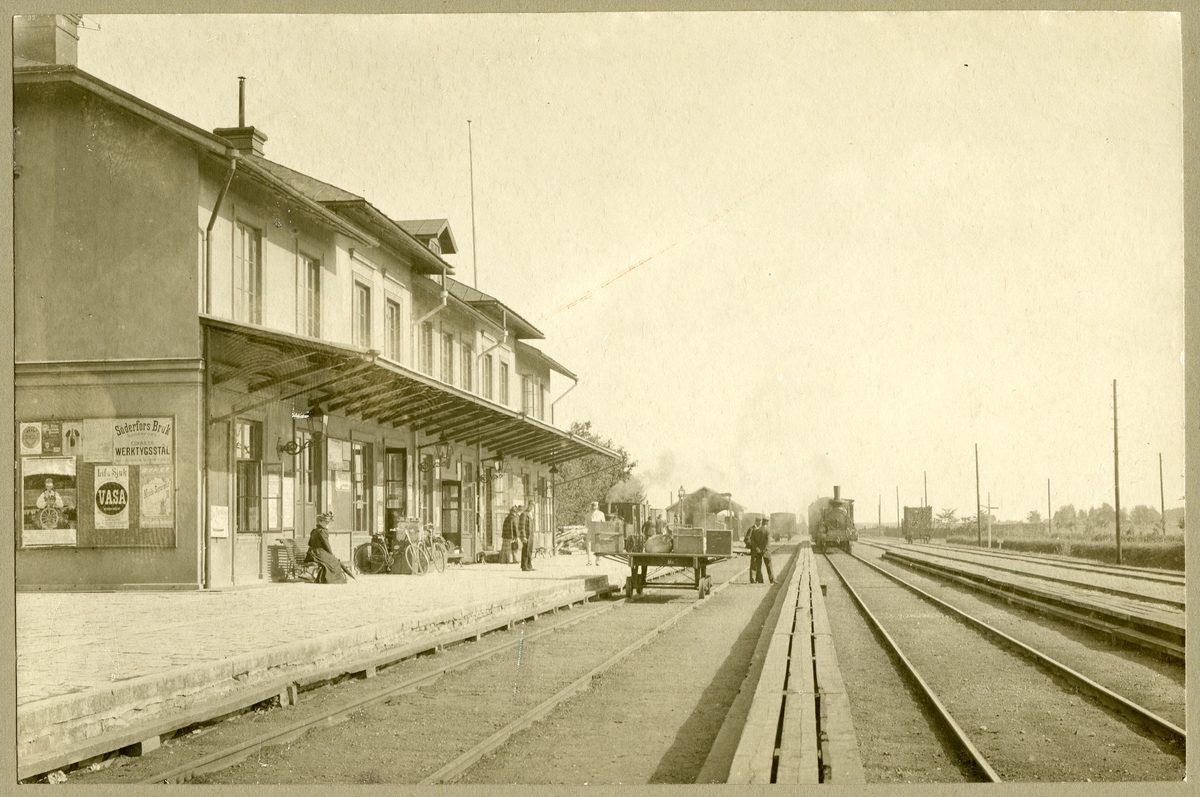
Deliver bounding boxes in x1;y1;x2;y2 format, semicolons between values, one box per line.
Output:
808;486;856;554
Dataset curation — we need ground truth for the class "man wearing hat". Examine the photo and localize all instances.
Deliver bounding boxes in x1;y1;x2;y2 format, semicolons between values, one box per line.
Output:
502;504;519;564
745;517;774;584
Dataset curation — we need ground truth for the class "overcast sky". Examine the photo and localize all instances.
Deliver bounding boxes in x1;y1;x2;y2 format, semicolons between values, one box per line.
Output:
75;11;1183;521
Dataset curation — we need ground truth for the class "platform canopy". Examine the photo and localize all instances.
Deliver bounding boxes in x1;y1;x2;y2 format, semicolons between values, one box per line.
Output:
202;315;621;467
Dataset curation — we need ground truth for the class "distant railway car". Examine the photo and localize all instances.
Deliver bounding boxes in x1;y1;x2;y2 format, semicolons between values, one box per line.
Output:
808;486;857;554
903;506;933;543
769;512;797;541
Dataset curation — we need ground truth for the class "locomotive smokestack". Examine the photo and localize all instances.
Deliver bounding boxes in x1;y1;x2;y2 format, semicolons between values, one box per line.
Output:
833;485;841;500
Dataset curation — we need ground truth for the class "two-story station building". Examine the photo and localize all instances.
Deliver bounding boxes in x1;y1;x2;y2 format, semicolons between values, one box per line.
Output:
13;14;619;590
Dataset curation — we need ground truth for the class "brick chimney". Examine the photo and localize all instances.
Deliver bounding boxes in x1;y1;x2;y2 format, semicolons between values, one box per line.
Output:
213;76;267;156
14;14;82;67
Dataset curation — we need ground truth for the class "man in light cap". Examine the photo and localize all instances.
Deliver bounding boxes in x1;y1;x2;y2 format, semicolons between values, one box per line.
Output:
587;501;606;566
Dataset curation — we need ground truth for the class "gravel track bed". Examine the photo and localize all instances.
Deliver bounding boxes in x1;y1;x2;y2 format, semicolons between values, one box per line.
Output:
868;541;1183;605
829;554;1184;782
814;554;970;783
455;560;772;784
856;546;1185;730
67;601;617;785
79;557;755;785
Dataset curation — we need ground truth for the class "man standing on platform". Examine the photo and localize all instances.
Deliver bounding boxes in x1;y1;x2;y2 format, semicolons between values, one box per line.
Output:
586;501;605;566
519;504;534;571
502;504;519;564
745;517;774;584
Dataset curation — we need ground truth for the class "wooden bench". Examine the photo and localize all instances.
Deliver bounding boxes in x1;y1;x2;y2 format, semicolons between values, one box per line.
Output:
274;538;318;582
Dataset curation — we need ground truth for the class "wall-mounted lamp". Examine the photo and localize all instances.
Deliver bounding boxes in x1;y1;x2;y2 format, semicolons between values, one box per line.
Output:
279;402;327;455
482;452;506;479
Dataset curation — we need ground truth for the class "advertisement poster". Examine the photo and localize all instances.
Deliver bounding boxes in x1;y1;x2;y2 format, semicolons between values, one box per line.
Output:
335;470;352;492
62;421;83;458
19;423;42;456
94;465;130;530
80;419;114;462
21;457;78;546
112;418;173;466
139;465;174;528
282;476;295;530
210;505;229;539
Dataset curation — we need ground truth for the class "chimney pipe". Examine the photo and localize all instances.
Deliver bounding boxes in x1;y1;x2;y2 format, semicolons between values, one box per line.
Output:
238;76;246;127
833;485;841;500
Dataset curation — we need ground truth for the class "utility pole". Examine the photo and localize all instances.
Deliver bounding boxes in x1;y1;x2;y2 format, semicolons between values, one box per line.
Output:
467;120;479;289
982;493;999;548
975;444;982;547
896;486;900;535
1113;379;1122;565
923;471;928;507
1047;478;1052;537
1159;453;1166;535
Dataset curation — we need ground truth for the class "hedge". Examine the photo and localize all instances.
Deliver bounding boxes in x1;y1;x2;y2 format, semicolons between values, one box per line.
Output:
944;536;1182;571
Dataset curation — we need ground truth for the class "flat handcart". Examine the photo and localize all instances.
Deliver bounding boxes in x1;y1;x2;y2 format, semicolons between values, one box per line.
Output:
600;551;729;600
590;523;735;601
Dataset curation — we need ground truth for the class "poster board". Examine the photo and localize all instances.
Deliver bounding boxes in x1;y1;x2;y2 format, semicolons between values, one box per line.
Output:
18;418;177;548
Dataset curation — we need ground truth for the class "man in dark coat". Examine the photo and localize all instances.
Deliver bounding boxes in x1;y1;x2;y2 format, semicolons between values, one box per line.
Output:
519;505;534;571
305;511;353;584
745;517;774;584
502;505;519;564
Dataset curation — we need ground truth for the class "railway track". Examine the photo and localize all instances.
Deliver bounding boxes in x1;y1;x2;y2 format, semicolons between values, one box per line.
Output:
106;555;760;785
862;539;1184;607
823;551;1184;782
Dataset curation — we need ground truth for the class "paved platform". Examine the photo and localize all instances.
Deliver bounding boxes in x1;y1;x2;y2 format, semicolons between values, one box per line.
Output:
16;554;623;779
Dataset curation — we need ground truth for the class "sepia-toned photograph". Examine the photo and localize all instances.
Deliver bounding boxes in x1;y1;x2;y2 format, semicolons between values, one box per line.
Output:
10;8;1187;787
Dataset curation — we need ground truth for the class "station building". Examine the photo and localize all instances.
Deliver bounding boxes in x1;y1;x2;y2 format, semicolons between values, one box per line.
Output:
13;14;619;590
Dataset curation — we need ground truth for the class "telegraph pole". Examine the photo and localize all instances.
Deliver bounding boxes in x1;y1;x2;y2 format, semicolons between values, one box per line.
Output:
923;471;928;507
1159;453;1166;535
982;493;999;549
1047;478;1052;537
1113;379;1122;565
975;444;982;547
896;486;900;534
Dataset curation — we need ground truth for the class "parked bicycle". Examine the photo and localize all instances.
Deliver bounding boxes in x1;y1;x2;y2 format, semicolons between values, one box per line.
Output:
354;528;428;575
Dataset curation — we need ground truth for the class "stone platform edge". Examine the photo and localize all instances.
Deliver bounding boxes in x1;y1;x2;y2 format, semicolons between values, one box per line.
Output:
18;575;612;780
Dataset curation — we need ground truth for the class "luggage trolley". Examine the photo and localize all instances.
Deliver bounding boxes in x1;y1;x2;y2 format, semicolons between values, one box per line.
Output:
594;525;734;601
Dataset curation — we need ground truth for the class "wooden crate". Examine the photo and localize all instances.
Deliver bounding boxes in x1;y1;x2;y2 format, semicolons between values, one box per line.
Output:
706;529;733;555
673;529;705;554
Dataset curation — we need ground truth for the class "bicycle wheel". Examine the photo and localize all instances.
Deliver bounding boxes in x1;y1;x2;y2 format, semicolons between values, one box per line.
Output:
404;544;427;575
355;542;389;575
429;543;446;573
415;545;431;574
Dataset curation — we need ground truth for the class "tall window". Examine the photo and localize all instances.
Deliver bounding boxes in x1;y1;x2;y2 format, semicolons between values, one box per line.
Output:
385;299;403;361
420;323;434;375
353;282;371;348
499;361;510;406
441;333;455;385
352;442;372;533
461;343;474;392
481;353;494;400
300;254;320;337
537;381;546;420
522;375;536;414
234;420;262;533
234;222;262;324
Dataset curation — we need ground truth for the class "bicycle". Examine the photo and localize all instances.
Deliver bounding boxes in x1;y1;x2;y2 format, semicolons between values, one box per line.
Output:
353;531;395;575
420;524;447;573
